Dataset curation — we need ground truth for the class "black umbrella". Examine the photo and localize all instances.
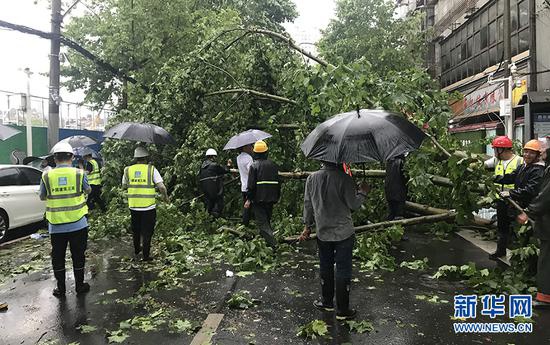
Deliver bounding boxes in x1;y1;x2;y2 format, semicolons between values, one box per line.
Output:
103;122;176;145
0;124;21;141
223;129;272;150
301;109;426;163
59;135;97;147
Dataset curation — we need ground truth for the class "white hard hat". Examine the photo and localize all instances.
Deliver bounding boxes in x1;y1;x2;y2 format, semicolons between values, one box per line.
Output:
51;142;74;154
134;147;149;158
205;148;217;157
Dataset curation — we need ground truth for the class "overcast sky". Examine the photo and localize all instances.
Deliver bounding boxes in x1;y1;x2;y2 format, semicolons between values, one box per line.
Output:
0;0;336;104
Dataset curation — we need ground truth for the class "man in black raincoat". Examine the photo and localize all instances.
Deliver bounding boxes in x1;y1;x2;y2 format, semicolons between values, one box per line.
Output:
199;148;231;218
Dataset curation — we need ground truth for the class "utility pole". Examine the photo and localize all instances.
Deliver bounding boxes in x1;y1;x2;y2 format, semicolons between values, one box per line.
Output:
503;0;514;140
48;0;61;150
23;68;33;156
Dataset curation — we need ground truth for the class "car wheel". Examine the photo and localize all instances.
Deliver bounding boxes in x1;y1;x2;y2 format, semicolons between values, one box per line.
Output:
0;211;8;242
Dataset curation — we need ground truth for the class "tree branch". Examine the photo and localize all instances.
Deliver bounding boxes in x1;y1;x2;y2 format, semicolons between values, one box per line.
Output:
205;88;297;105
0;19;147;92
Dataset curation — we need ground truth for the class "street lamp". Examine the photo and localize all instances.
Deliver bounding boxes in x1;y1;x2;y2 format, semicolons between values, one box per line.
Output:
23;68;33;157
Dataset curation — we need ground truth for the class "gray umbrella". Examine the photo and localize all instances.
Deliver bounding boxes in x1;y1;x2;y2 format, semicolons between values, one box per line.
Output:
301;109;427;163
103;122;176;145
223;129;272;150
59;135;97;147
0;124;21;141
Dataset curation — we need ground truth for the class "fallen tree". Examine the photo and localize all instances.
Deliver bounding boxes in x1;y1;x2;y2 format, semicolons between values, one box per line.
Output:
283;212;456;243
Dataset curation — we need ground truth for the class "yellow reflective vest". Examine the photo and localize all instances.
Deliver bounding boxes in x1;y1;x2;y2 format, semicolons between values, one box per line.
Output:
87;159;102;185
124;164;156;208
43;167;88;224
494;155;523;191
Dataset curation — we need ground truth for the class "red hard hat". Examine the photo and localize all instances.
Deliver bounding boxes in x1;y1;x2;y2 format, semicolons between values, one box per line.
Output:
492;136;513;148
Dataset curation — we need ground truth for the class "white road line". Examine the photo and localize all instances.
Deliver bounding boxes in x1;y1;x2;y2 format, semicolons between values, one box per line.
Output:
190;313;224;345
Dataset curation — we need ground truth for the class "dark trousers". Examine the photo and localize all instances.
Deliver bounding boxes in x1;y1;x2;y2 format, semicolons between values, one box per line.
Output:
242;192;250;225
387;200;405;221
204;195;224;218
253;202;276;247
317;235;355;311
538;240;550;297
51;227;88;289
496;199;515;253
131;209;157;259
87;184;106;211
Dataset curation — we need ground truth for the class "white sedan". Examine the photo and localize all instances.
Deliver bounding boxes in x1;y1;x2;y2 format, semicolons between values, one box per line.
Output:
0;165;46;241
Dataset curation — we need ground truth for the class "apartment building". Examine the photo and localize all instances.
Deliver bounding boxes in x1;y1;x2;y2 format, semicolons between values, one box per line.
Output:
414;0;550;152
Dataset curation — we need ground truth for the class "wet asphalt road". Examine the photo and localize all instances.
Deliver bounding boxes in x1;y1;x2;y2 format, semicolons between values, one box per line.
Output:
0;229;549;345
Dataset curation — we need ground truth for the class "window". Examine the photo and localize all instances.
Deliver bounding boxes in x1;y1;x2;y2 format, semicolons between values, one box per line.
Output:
474;15;480;30
489;21;497;44
481;51;489;70
498;0;504;14
511;33;519;55
468;22;473;35
511;0;518;31
468;60;474;75
490;46;498;65
519;28;529;52
18;168;42;185
461;42;467;60
480;26;488;49
519;0;528;28
474;31;481;52
489;4;497;20
0;168;20;187
467;37;473;57
497;17;503;40
497;42;504;61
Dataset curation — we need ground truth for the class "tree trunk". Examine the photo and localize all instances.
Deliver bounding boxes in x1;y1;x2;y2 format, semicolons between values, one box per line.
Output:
283;212;456;243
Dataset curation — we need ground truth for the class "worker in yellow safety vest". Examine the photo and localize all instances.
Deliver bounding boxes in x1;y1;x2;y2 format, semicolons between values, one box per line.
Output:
122;147;169;261
83;150;106;212
39;142;92;297
484;136;524;259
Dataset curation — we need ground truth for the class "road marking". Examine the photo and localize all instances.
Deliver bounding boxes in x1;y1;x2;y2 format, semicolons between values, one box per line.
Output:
457;228;510;265
190;313;224;345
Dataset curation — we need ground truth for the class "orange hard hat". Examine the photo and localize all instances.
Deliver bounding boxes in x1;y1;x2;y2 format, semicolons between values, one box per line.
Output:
523;139;542;152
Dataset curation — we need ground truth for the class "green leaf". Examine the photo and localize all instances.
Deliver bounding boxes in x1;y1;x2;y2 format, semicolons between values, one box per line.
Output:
236;271;255;277
77;324;97;334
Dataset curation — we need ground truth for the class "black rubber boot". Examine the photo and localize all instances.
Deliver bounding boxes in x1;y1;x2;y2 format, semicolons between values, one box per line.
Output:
335;280;356;320
313;277;335;311
53;269;66;297
74;269;90;294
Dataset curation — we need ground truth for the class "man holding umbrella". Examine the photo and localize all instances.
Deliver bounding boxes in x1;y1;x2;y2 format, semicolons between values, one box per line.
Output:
298;109;426;320
223;129;272;225
123;147;169;261
83;150;106;212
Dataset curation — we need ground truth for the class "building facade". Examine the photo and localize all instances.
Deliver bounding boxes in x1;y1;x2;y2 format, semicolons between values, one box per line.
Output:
413;0;550;153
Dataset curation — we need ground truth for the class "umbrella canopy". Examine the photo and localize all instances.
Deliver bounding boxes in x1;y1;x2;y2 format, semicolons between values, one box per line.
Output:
103;122;176;145
223;129;272;150
0;124;21;141
301;109;426;163
73;146;102;159
59;135;97;147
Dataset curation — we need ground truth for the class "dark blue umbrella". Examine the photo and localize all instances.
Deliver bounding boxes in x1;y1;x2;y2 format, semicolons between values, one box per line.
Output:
301;109;426;163
223;129;272;150
103;122;176;145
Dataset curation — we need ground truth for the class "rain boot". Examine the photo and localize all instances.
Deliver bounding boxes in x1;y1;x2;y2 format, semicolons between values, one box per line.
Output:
313;277;335;312
489;236;507;260
53;269;66;297
74;269;90;294
335;280;356;320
